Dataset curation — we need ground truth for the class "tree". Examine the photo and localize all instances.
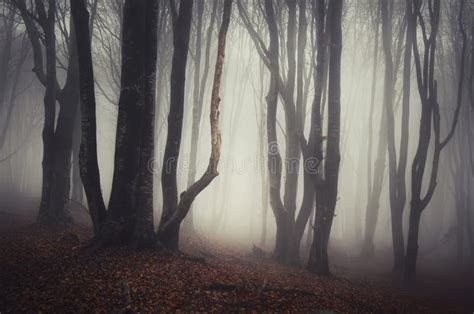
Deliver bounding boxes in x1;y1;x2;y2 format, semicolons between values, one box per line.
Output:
81;0;159;248
71;0;107;236
380;0;413;271
307;0;342;275
295;0;328;260
157;0;232;249
239;0;312;262
361;1;384;257
185;0;218;231
13;0;82;225
405;0;466;280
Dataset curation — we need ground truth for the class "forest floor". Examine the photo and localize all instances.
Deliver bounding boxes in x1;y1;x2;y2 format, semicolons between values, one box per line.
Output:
0;213;472;312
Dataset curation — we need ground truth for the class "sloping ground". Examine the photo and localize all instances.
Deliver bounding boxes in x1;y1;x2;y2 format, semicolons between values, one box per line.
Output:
0;226;467;313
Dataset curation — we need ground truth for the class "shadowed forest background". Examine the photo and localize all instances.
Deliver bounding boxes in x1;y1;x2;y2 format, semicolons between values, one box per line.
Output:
0;0;473;311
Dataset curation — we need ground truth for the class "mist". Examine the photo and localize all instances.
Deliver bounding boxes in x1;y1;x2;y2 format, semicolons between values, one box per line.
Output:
0;0;472;311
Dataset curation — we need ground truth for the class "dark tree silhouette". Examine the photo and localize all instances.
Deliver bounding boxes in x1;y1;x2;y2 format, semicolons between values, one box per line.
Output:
71;0;107;236
158;0;232;250
13;0;81;225
307;0;343;275
405;0;466;280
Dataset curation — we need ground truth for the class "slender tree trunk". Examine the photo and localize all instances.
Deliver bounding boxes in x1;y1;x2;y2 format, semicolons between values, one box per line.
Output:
37;0;61;224
71;0;107;235
296;0;307;130
306;196;315;250
282;1;299;229
308;0;342;275
362;3;383;257
263;0;289;263
159;1;194;249
258;61;269;248
406;0;465;280
158;0;232;250
381;0;406;272
291;0;326;261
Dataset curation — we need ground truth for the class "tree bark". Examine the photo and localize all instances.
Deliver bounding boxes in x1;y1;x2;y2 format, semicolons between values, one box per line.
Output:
159;0;194;249
14;0;79;226
158;0;232;250
405;0;465;280
95;0;149;247
132;0;160;248
291;0;326;261
308;0;342;275
35;0;72;225
262;0;290;262
71;0;107;236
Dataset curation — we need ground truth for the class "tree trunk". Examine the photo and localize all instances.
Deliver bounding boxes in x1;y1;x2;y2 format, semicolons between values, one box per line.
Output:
13;0;80;226
95;0;149;246
282;0;299;227
381;0;406;272
158;0;232;250
406;0;465;280
262;0;290;263
159;0;194;249
405;206;422;279
293;0;327;262
132;0;159;248
296;0;307;130
361;2;382;257
308;0;342;275
11;0;85;226
71;0;108;235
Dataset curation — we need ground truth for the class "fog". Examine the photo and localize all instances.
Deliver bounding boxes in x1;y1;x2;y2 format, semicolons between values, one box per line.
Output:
0;0;472;281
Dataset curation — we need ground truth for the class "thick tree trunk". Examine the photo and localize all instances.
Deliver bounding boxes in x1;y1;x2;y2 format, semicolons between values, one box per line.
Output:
132;0;159;248
46;90;79;225
405;206;422;279
96;0;149;246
